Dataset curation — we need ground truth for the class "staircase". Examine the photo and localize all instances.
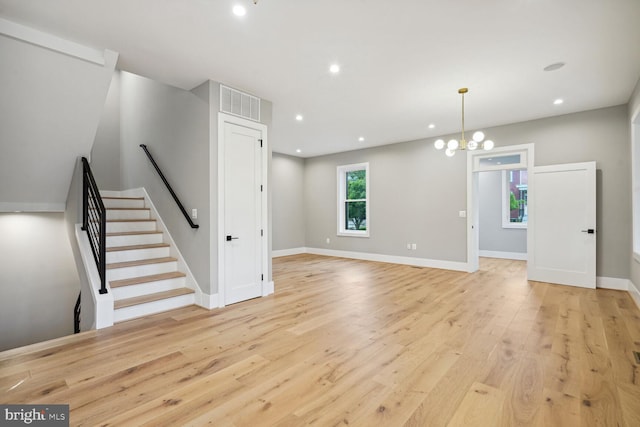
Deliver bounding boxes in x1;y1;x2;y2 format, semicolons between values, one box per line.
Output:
102;195;195;323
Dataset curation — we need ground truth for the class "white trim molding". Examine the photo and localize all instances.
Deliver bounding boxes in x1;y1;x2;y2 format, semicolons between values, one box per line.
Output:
596;276;631;291
479;250;527;261
306;247;468;272
272;247;308;258
0;17;116;66
629;281;640;310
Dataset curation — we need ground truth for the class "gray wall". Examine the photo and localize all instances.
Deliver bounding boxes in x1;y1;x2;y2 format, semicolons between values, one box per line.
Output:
629;79;640;287
305;140;467;262
479;171;527;254
91;72;121;191
272;153;306;251
0;33;116;211
0;213;80;351
300;105;629;278
119;72;212;293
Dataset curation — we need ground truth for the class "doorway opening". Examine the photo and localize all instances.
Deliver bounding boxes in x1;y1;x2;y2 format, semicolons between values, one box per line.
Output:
466;144;534;273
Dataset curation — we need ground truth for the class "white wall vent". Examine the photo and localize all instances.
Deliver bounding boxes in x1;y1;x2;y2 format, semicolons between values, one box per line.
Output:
220;85;260;122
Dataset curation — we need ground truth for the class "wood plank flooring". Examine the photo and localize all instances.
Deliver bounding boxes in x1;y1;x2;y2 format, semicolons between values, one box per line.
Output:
1;255;639;426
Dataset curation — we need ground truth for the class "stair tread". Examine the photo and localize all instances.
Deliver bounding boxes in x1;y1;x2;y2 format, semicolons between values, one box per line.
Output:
114;288;194;309
110;271;186;288
107;257;177;269
107;218;157;223
102;197;145;200
106;231;163;236
106;243;170;252
105;207;150;211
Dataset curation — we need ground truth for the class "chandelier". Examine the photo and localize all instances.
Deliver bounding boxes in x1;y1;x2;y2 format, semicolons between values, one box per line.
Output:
434;88;494;157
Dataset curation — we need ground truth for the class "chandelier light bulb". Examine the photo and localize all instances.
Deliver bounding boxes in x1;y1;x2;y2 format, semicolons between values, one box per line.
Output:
483;140;494;150
447;139;459;150
434;139;445;150
445;148;456;157
472;131;485;142
467;140;478;150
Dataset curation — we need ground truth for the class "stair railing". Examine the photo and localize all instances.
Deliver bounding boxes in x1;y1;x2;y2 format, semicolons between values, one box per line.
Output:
74;292;81;333
81;157;107;294
139;144;199;229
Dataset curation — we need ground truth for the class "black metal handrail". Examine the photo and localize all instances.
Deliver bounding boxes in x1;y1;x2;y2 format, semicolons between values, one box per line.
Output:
81;157;107;294
74;292;81;334
139;144;199;229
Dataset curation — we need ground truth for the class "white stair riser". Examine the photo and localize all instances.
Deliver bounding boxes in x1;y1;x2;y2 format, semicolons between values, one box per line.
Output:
114;293;195;323
111;277;186;300
106;221;156;233
106;246;170;264
106;209;150;220
106;233;163;247
107;261;178;281
103;199;145;209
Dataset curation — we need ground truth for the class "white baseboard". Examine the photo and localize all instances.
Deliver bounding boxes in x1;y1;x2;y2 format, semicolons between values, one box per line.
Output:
628;281;640;310
306;247;468;272
195;292;219;310
479;250;527;261
272;247;307;257
596;276;630;291
263;281;275;296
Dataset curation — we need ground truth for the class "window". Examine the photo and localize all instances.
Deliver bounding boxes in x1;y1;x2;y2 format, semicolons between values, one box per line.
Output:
337;163;369;237
502;169;528;228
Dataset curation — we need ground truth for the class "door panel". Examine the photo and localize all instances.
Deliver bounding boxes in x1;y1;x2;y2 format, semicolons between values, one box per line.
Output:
528;162;596;288
224;122;262;305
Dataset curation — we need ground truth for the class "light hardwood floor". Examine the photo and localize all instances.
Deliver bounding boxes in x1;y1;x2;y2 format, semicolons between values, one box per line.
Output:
1;255;639;426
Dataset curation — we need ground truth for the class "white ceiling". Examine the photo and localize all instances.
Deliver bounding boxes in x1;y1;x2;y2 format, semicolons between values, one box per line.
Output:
1;0;639;157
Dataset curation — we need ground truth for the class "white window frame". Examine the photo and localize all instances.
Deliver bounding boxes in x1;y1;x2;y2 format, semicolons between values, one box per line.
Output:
337;162;370;237
502;169;527;229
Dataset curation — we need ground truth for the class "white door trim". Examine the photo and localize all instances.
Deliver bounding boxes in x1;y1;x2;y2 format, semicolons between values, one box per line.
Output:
466;143;534;272
215;113;269;308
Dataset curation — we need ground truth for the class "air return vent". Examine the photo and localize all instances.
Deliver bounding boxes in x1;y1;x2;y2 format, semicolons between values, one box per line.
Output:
220;85;260;122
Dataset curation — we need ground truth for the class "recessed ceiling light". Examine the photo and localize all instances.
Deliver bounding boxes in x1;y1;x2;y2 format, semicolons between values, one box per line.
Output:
329;64;340;74
428;124;435;129
232;5;246;16
544;62;566;72
358;137;365;142
554;98;564;105
295;114;303;121
296;149;301;153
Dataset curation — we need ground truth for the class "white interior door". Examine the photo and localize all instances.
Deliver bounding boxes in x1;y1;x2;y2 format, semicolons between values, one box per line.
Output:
528;162;596;288
223;121;263;305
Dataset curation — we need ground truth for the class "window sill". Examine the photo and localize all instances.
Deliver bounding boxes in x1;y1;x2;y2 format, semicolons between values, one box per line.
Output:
502;224;527;230
337;231;370;238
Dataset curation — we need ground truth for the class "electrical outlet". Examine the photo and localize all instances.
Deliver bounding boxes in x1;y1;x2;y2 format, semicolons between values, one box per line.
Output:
407;243;411;250
412;243;417;250
459;210;467;218
191;208;197;219
326;237;330;244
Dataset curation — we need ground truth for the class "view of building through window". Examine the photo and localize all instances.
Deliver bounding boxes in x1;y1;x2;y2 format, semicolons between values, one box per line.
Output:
508;169;528;224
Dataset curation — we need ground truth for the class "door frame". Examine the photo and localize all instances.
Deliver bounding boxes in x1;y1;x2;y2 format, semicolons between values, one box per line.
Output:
466;143;534;272
215;112;269;308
